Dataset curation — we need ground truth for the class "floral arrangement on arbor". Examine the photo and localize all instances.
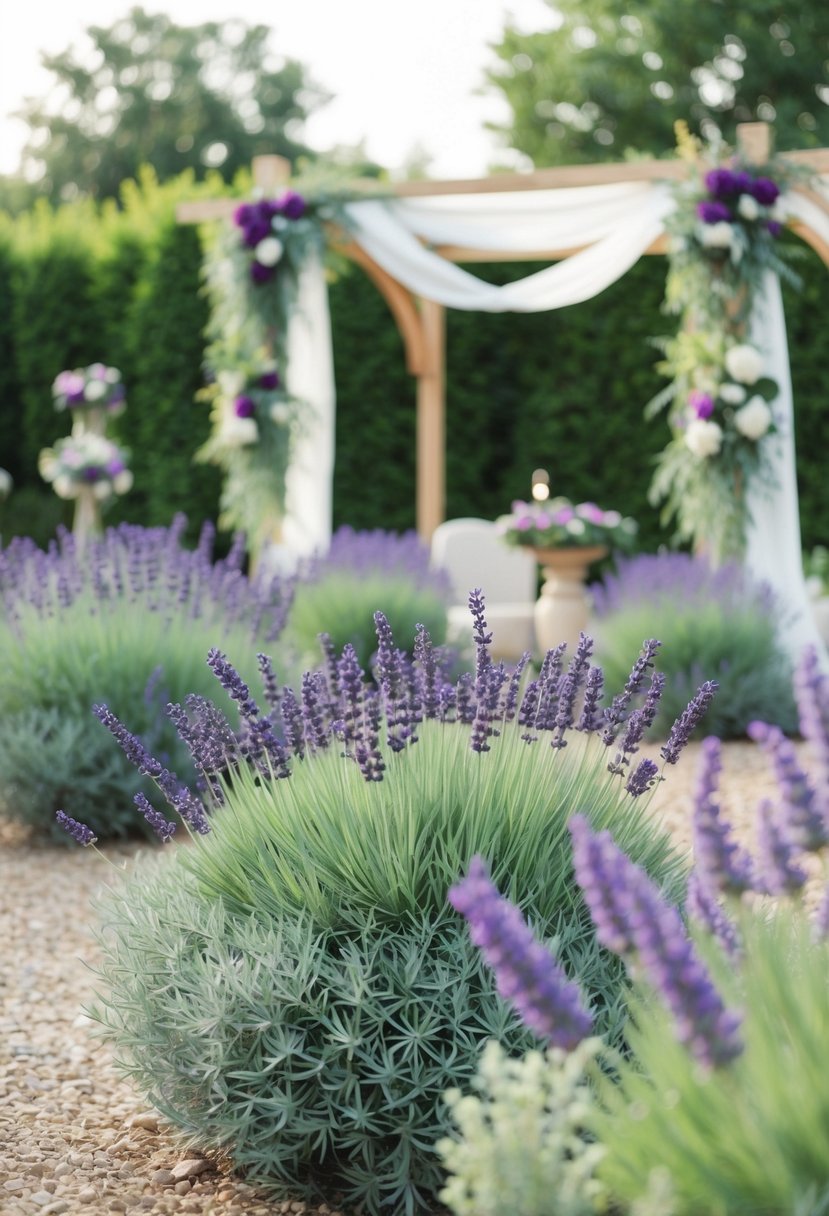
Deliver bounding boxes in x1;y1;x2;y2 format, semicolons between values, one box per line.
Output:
198;187;332;560
52;363;126;415
647;125;802;562
496;497;638;551
38;432;132;500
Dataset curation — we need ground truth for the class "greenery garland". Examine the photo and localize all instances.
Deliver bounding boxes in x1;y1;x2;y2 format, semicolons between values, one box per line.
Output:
647;124;804;563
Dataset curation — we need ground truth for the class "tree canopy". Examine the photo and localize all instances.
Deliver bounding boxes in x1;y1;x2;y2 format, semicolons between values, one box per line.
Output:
486;0;829;165
14;6;331;203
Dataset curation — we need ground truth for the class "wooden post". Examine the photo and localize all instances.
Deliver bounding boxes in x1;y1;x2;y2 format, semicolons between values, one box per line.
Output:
416;297;446;540
252;154;291;193
736;122;772;165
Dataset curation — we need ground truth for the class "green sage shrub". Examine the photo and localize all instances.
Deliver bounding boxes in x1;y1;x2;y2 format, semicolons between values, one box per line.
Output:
0;517;293;839
90;614;689;1214
591;552;797;738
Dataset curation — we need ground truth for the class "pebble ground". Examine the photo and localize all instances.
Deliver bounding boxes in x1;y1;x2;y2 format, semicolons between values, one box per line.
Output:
0;739;813;1215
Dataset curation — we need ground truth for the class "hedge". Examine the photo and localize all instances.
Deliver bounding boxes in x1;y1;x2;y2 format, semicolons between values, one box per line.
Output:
1;179;828;555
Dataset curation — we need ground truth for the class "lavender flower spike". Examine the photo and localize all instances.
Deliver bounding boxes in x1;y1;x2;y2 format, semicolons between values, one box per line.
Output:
449;856;593;1050
692;736;754;895
660;680;719;765
55;810;97;847
569;815;743;1068
755;798;808;896
748;720;829;852
133;793;177;843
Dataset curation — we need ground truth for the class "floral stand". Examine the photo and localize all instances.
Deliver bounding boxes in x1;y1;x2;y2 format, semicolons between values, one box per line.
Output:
532;545;607;655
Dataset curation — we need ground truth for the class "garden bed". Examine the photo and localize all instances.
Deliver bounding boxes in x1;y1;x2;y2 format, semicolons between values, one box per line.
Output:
0;737;797;1216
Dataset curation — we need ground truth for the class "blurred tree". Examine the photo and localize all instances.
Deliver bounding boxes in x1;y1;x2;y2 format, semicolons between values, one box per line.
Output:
14;6;331;203
486;0;829;165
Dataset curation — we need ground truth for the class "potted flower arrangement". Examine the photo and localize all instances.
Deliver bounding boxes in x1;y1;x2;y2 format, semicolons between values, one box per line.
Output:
38;433;133;502
496;497;637;653
52;363;126;419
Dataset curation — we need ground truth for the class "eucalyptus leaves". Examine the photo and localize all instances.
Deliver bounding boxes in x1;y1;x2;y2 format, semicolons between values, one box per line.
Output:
648;129;800;562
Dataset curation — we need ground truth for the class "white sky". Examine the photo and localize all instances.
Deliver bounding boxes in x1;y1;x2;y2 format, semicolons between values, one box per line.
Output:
0;0;558;179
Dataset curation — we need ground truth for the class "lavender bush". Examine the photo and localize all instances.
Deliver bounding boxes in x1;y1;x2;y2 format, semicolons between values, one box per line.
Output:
286;526;451;669
448;645;829;1216
0;517;293;839
85;602;711;1216
591;552;796;738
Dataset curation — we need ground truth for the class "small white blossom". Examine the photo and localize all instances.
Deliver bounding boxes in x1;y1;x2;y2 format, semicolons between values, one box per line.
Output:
685;418;723;458
724;344;765;385
719;382;747;405
93;481;113;500
220;416;259;447
699;221;734;249
269;402;292;425
53;474;78;499
113;470;134;494
254;236;284;267
84;378;108;402
734;396;773;440
737;194;760;222
0;468;12;499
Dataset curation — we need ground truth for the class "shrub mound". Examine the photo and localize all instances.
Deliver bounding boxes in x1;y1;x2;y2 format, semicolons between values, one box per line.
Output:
286;526;451;669
591;552;797;738
90;608;695;1215
0;517;293;839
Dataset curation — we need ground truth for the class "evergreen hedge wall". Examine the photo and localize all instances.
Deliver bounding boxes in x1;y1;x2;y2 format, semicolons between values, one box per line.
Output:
1;180;827;556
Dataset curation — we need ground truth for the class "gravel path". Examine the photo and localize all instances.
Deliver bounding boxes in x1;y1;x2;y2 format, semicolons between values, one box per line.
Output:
0;738;812;1216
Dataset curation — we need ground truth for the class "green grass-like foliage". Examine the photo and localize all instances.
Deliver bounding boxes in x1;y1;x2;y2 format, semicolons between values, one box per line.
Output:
594;909;829;1215
92;620;685;1215
0;518;293;839
592;554;797;738
285;527;450;669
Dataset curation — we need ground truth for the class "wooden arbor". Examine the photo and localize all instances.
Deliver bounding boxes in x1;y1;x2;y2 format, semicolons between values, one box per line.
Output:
178;124;829;540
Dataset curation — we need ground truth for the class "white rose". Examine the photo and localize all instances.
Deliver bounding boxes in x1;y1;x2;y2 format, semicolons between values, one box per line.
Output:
699;221;734;249
113;470;134;494
104;366;121;383
724;344;765;385
566;518;586;537
0;468;12;499
719;382;747;405
93;481;113;500
220;416;259;447
53;474;79;499
734;396;773;440
84;379;107;402
685;418;723;458
218;369;245;397
254;236;284;267
737;194;760;222
269;402;292;425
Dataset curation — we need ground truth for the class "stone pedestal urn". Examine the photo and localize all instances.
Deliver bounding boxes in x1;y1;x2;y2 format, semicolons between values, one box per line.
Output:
532;545;607;655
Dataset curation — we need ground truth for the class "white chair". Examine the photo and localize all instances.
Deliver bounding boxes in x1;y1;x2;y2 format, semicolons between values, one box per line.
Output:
431;518;537;662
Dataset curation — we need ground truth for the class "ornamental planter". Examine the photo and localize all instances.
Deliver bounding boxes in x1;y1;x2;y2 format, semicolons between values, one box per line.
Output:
531;545;608;655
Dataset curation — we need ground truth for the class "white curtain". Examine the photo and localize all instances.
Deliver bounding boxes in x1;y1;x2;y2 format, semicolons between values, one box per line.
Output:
280;178;828;667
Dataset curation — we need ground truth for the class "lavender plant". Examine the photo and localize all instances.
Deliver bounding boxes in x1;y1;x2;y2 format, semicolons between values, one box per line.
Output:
591;552;796;738
88;602;701;1216
448;646;829;1216
0;517;293;839
286;526;451;668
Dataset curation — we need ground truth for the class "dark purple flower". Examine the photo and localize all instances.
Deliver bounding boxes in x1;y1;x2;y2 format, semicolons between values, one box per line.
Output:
55;810;97;846
234;394;256;419
250;261;275;285
692;736;754;894
133;793;177;842
279;190;307;220
81;466;102;483
625;757;660;798
704;168;741;199
259;370;281;390
690;390;715;419
766;220;783;238
233;202;254;229
660;681;719;765
570;815;744;1068
750;176;780;206
697;200;732;224
449;856;593;1049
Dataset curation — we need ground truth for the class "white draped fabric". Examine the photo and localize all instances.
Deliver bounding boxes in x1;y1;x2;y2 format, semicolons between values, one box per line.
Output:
281;177;828;665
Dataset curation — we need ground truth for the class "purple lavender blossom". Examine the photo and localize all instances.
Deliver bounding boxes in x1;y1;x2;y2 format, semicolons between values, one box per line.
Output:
692;736;754;894
755;798;808;896
590;554;779;622
601;639;661;746
625;758;660;798
794;647;829;804
569;815;743;1068
685;871;741;960
55;810;97;846
697;200;732;224
660;681;719;765
133;793;177;842
449;856;593;1049
575;665;604;733
748;720;829;851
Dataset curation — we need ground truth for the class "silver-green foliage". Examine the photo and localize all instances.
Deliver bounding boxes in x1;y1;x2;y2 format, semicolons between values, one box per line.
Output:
0;521;293;838
594;909;829;1216
438;1038;606;1216
93;700;682;1214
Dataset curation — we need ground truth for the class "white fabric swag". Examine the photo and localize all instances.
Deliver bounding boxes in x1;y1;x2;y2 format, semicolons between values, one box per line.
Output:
282;178;829;664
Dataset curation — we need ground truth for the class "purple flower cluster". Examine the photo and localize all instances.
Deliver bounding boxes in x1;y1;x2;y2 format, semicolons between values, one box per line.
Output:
449;856;593;1049
591;553;779;622
55;810;97;846
691;737;754;895
233;191;307;284
300;526;452;601
698;165;782;237
569;815;744;1068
